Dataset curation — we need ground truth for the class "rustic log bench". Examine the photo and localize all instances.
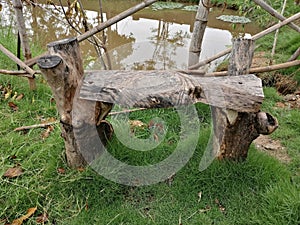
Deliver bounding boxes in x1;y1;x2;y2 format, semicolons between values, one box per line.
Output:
37;37;278;168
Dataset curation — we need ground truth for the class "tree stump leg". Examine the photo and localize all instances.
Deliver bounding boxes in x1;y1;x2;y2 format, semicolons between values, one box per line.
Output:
214;109;278;160
37;38;112;168
214;37;278;161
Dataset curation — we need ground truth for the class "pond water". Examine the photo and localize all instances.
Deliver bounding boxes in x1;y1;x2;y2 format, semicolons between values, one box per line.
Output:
0;0;261;71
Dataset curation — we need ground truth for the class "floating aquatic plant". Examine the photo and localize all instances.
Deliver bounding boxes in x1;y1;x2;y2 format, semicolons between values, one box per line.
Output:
151;2;184;10
182;5;198;11
216;15;251;24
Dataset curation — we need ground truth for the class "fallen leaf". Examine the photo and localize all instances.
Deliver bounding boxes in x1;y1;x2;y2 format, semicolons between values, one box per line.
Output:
11;207;37;225
42;117;57;123
8;155;17;160
129;120;147;129
41;125;54;139
36;213;48;224
16;93;24;101
57;168;66;174
77;167;85;172
4;90;12;100
198;191;202;202
215;198;226;213
11;92;18;101
3;166;23;178
8;102;18;111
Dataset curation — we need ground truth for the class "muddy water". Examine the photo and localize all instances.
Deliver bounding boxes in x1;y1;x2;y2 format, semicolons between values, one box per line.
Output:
0;0;260;70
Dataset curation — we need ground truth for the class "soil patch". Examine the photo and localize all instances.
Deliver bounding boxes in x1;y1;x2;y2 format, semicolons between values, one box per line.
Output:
253;135;291;164
275;91;300;109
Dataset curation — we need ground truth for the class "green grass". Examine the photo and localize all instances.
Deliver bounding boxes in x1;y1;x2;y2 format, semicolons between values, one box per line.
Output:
1;67;300;224
1;3;300;225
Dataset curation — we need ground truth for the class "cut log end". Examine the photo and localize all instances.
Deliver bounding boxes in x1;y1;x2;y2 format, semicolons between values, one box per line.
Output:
37;55;62;69
256;111;278;135
47;37;77;48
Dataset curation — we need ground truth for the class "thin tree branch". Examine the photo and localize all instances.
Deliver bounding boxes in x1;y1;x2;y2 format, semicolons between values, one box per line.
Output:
288;47;300;61
252;0;300;33
189;60;300;76
0;43;35;77
77;0;157;42
0;69;41;77
14;121;59;132
188;12;300;69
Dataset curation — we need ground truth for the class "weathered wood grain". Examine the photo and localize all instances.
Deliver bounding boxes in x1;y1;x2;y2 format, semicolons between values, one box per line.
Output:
213;38;278;161
79;70;264;112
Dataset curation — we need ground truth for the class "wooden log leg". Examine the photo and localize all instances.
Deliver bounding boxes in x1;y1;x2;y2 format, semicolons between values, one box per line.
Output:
214;37;278;161
214;109;278;160
37;38;112;168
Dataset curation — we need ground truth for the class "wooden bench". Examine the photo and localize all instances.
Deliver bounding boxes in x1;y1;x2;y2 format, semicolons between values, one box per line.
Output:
38;38;278;168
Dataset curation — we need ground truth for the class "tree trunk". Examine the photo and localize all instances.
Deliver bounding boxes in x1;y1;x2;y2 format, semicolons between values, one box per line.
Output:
37;38;112;168
12;0;36;90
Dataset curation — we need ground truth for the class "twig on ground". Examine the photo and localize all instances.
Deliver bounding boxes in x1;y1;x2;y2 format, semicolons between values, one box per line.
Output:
14;121;59;132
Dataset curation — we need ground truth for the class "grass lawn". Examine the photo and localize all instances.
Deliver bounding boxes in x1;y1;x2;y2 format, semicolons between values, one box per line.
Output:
1;1;300;224
1;74;299;224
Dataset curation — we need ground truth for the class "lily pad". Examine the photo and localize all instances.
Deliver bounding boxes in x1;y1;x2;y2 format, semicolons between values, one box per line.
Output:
182;5;198;11
216;15;251;24
151;2;184;10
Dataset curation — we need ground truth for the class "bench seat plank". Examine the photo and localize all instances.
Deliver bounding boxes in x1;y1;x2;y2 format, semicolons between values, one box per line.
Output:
79;70;264;112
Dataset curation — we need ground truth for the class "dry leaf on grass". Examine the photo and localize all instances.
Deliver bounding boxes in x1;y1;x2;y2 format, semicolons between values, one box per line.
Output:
8;155;17;160
3;166;23;178
57;168;66;174
36;213;48;224
11;207;37;225
41;117;57;124
15;93;24;101
41;125;54;139
198;191;202;203
77;167;85;172
4;90;12;100
215;198;226;213
8;102;18;111
129;120;147;129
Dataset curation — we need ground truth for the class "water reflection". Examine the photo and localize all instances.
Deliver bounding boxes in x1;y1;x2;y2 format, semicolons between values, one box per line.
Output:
0;0;260;70
88;17;232;71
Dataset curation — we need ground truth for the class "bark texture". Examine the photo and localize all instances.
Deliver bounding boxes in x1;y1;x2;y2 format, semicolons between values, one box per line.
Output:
188;0;209;67
12;0;36;89
37;38;112;168
215;38;278;161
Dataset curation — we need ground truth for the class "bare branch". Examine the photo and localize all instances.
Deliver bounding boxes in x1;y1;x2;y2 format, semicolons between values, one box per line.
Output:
0;44;35;77
14;121;59;132
189;12;300;69
77;0;157;42
252;0;300;33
